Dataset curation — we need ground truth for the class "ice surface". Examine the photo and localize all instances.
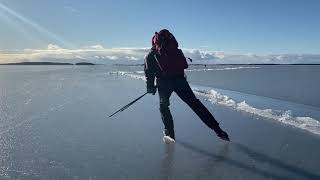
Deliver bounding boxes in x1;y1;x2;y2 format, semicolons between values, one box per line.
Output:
115;71;320;136
0;65;320;180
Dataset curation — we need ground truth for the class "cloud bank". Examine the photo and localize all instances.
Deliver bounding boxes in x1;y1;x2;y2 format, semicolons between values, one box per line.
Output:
0;44;319;64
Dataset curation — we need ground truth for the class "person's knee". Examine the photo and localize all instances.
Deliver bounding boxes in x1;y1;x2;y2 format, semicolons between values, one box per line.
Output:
159;96;170;108
194;98;202;104
185;98;207;112
159;102;170;112
185;96;201;105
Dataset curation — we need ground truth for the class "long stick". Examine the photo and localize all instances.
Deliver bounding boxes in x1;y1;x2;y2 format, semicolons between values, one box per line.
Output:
108;92;148;118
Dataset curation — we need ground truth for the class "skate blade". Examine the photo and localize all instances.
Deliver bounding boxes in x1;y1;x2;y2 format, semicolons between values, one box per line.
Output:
163;136;175;144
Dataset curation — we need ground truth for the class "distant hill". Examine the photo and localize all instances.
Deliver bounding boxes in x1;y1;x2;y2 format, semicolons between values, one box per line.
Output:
0;62;73;65
75;62;95;65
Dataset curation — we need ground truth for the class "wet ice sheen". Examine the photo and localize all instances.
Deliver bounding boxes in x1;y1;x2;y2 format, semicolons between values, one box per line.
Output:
0;65;320;180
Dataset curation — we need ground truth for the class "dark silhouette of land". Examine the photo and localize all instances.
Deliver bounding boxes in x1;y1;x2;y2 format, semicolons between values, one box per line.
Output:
0;62;73;65
75;62;95;65
0;61;319;66
0;62;96;65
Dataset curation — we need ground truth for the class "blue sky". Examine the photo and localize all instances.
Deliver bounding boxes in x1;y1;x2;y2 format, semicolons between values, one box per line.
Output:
0;0;319;54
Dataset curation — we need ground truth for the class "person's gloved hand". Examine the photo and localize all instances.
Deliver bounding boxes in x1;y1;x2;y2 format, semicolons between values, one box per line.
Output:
147;85;157;95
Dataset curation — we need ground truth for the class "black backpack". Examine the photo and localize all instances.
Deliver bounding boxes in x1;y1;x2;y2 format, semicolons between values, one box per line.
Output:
153;29;179;56
152;29;188;76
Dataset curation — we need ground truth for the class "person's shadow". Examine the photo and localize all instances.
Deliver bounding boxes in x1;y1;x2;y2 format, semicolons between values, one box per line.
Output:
160;144;175;180
174;140;320;180
191;142;230;179
159;141;230;180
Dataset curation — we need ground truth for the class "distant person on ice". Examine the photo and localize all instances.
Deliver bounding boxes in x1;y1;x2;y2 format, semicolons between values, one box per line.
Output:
144;29;230;142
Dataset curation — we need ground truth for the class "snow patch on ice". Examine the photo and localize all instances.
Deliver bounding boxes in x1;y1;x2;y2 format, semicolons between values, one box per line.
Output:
186;66;261;72
193;87;320;136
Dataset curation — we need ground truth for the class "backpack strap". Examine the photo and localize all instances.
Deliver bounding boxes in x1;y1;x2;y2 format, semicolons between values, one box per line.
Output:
153;54;164;72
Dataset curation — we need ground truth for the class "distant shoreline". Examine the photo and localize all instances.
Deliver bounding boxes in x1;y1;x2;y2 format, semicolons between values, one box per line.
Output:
0;62;95;65
0;62;320;66
113;63;320;66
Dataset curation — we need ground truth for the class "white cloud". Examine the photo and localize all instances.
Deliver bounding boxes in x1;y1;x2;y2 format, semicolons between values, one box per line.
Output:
0;44;319;64
89;44;105;50
0;44;148;64
75;55;86;60
47;44;63;50
125;56;139;61
64;6;80;14
105;56;119;60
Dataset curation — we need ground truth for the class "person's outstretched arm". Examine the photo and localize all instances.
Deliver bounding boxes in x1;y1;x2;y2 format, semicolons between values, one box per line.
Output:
144;50;156;94
178;49;188;69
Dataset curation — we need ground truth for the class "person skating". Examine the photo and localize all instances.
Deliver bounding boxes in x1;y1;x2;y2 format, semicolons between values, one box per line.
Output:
144;29;230;142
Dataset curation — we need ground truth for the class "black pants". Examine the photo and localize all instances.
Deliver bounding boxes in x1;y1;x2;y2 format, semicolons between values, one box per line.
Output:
157;77;219;139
